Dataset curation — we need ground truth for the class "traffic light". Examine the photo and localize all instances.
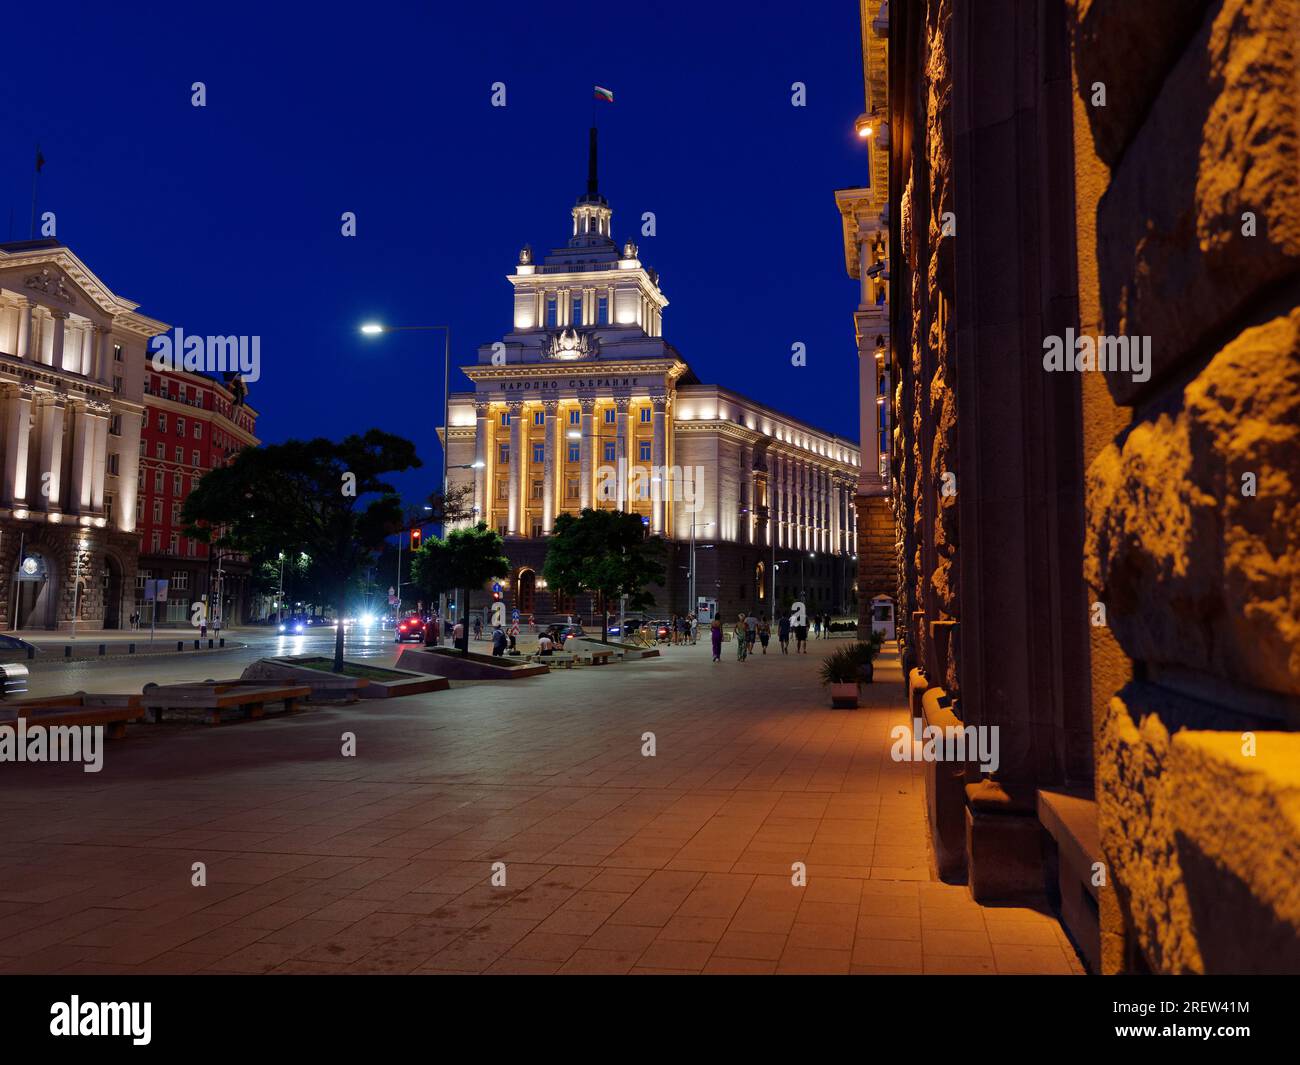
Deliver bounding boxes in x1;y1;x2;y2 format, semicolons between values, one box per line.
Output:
410;527;422;551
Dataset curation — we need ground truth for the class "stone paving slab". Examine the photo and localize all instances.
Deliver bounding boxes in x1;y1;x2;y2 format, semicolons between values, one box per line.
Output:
0;636;1085;975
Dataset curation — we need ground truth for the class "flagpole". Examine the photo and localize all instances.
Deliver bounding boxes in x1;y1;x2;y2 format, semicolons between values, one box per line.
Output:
29;145;40;240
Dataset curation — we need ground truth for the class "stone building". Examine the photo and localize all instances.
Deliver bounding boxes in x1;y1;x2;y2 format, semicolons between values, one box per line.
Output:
836;0;895;637
442;130;860;623
886;0;1299;973
0;240;154;630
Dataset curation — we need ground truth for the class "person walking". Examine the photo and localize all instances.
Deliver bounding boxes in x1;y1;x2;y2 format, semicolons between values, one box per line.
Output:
778;613;791;654
472;616;482;641
813;613;822;639
689;613;698;644
710;617;723;662
758;618;771;654
735;614;748;661
795;613;809;654
491;624;507;657
745;612;758;656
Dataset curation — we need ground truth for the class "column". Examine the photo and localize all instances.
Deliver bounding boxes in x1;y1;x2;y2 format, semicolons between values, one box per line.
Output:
80;324;94;376
97;323;114;385
541;399;558;533
69;404;94;512
579;397;595;510
473;401;489;520
4;388;34;504
506;400;522;535
614;396;630;512
15;299;33;359
50;310;68;370
740;445;753;545
651;393;667;534
91;410;109;510
37;398;66;511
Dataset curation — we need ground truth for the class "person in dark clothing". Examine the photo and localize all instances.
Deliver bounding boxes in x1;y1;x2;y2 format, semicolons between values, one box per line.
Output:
491;625;507;657
778;614;791;654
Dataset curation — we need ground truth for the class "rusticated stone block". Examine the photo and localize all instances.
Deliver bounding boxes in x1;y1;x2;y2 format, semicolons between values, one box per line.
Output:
1085;307;1300;696
1097;687;1300;972
1070;0;1213;166
1096;0;1300;404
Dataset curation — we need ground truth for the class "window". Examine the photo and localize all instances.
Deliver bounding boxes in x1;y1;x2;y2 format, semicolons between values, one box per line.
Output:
497;523;508;539
109;414;122;436
177;417;186;436
640;407;651;423
567;443;580;463
139;438;145;456
158;413;167;431
496;479;509;499
135;497;144;522
177;385;187;404
498;444;509;463
155;443;164;459
153;500;163;522
566;478;579;499
533;411;544;426
192;450;200;466
107;453;119;475
531;521;543;538
173;474;182;495
572;296;583;324
172;570;189;590
529;479;542;500
187;539;196;557
136;569;150;589
604;409;615;424
545;296;557;327
175;446;184;464
105;495;114;521
171;504;181;524
150;531;160;552
154;471;164;492
193;422;202;439
568;409;580;425
604;442;616;461
598;295;609;324
169;534;178;554
531;443;544;463
192;476;200;493
113;344;123;362
500;412;510;426
112;376;121;394
639;441;651;461
138;468;145;490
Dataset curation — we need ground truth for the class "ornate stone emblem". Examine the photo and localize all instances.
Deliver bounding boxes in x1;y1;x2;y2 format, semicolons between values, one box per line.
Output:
24;267;76;305
543;327;599;361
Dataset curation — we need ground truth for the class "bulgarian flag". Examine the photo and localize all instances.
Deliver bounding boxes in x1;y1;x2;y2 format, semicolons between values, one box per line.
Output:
594;85;614;103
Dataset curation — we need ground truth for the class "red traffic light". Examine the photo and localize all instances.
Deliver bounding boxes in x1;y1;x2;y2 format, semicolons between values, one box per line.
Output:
410;528;422;550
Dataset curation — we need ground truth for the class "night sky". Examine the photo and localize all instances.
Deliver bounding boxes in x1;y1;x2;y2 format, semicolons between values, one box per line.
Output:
5;1;869;502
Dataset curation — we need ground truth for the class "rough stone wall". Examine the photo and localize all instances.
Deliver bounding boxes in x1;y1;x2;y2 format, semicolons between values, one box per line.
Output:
1071;0;1300;972
856;494;895;609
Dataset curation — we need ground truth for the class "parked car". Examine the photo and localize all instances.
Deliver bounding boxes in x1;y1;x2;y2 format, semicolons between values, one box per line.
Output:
394;614;429;643
0;634;40;661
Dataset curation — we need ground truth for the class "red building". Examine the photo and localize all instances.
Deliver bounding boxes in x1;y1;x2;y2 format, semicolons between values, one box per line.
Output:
135;368;259;626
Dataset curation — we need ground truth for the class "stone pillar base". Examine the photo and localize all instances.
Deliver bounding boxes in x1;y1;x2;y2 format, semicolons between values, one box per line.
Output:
964;782;1044;903
922;687;969;883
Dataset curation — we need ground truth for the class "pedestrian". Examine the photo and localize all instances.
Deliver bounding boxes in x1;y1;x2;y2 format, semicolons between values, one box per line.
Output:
778;613;791;654
491;624;507;657
735;614;748;661
758;618;771;654
813;614;822;639
453;619;464;651
745;611;758;655
473;616;482;641
537;630;554;657
688;612;697;644
795;613;809;654
710;617;723;662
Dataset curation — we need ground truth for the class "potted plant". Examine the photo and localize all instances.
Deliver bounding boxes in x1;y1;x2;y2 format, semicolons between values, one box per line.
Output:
820;646;864;708
849;631;885;684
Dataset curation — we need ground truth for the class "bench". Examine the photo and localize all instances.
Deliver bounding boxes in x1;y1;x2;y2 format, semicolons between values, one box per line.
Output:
527;651;576;669
141;680;311;726
579;649;616;666
2;693;144;739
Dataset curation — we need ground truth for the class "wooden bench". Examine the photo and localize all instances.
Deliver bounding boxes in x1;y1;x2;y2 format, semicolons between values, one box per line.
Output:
2;693;144;739
141;680;311;726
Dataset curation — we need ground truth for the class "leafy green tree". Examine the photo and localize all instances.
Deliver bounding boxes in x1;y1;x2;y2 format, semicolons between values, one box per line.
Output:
183;429;421;670
411;523;510;652
543;509;666;642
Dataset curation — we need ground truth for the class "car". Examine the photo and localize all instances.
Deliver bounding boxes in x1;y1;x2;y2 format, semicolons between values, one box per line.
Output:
550;624;586;644
277;614;309;635
394;615;429;643
0;634;40;661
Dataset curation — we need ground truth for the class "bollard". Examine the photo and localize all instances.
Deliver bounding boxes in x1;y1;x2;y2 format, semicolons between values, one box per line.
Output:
65;645;71;658
219;638;225;648
98;644;106;656
26;646;34;660
129;643;135;654
193;639;200;650
207;638;214;649
177;641;183;652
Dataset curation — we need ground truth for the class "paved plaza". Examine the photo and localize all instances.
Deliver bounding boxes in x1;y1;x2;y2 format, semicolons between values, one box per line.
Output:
0;636;1084;975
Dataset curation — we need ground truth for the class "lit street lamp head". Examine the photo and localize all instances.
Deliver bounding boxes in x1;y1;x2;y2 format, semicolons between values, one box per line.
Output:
360;323;385;335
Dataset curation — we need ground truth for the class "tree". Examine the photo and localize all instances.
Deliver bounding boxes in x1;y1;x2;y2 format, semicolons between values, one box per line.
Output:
411;523;510;653
543;509;666;642
183;429;421;671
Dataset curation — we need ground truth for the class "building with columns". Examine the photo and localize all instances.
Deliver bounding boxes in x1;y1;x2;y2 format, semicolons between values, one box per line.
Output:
443;131;860;622
0;239;153;630
836;0;895;638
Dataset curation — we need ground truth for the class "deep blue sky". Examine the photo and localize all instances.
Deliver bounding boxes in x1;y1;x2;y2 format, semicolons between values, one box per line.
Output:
5;1;869;503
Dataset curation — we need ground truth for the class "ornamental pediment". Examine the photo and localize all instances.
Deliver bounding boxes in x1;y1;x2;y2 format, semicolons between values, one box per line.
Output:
543;327;599;361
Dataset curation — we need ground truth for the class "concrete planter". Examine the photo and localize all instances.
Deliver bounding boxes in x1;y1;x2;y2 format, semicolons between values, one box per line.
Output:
241;658;368;703
829;682;860;708
396;647;549;681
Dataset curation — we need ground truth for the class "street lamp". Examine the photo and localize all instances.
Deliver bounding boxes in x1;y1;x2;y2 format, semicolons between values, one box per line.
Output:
688;521;714;617
361;322;452;620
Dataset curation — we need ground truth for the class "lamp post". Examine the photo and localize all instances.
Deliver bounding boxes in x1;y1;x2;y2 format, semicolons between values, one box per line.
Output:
688;521;714;617
361;322;452;621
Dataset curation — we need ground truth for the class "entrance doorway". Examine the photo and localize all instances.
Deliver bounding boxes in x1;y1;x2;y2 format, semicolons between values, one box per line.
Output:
12;551;56;630
517;569;536;614
102;556;123;629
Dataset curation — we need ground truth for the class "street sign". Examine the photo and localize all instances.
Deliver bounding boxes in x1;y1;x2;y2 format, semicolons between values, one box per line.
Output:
388;594;399;607
511;608;520;621
492;582;502;594
144;579;170;602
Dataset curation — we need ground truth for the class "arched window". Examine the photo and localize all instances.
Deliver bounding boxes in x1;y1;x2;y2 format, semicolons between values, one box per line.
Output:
755;562;765;600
